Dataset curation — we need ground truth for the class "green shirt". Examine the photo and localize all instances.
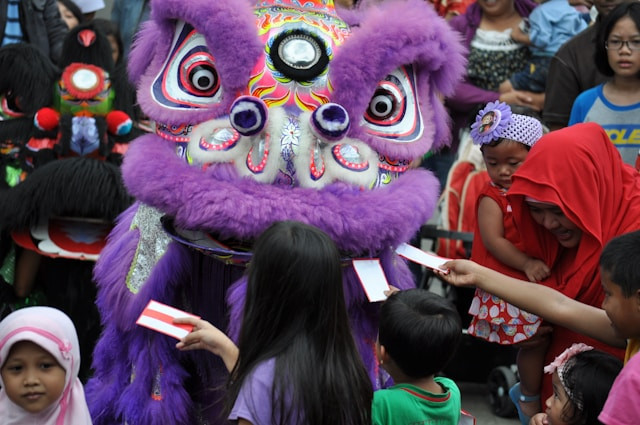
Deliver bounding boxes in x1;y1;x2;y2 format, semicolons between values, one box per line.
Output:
372;377;461;425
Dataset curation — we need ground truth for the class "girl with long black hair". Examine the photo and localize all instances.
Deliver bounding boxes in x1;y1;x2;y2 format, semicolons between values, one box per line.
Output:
175;220;373;425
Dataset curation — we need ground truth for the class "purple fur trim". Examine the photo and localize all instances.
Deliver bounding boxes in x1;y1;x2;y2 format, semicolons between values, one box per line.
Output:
130;0;263;126
86;326;132;422
88;203;199;423
118;335;192;425
89;201;239;423
122;134;440;254
331;0;466;157
89;245;200;423
91;204;140;324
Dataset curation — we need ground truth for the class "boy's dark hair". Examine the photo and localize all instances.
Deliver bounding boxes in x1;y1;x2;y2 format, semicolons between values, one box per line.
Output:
559;350;623;425
595;2;640;77
600;230;640;296
379;289;461;378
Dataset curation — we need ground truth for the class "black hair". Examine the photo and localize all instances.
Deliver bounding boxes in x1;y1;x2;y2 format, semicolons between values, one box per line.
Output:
557;350;623;425
57;0;84;27
225;221;372;425
0;43;60;114
92;18;125;66
59;21;115;72
595;2;640;77
600;230;640;296
480;137;532;152
379;289;462;378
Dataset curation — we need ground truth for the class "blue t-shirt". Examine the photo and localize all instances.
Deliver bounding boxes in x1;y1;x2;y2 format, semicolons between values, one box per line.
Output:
569;84;640;166
528;0;587;56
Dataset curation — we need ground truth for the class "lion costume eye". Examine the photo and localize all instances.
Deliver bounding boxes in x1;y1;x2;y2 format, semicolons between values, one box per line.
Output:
152;21;223;109
180;58;220;97
366;87;400;121
362;65;423;143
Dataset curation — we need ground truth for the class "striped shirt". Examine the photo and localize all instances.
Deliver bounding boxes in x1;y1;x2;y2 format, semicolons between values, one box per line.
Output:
2;0;24;46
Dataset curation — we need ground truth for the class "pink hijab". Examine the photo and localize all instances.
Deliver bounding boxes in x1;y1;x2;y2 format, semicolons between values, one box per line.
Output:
0;307;93;425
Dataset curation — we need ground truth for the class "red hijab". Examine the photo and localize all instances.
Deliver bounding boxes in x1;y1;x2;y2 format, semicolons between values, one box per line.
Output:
508;123;639;399
509;123;640;299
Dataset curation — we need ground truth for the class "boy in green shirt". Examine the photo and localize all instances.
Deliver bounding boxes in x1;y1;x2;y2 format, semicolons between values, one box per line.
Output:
373;289;463;425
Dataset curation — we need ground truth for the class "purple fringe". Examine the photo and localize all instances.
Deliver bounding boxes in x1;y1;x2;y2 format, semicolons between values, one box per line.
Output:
122;134;440;254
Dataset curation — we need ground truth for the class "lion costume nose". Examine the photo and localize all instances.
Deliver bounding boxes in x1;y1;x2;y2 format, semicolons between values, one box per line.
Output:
310;103;350;141
229;96;269;136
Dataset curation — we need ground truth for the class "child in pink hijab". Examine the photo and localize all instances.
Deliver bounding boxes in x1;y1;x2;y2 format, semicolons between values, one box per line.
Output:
0;307;92;425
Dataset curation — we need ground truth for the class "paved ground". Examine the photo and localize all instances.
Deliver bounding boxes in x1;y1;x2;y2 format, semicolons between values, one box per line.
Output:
460;382;520;424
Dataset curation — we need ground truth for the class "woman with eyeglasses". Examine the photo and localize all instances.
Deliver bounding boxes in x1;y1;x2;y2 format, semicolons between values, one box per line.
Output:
569;1;640;169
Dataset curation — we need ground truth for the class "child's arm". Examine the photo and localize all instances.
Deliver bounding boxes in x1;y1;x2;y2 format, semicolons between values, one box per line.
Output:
477;197;550;281
174;317;239;372
436;259;626;348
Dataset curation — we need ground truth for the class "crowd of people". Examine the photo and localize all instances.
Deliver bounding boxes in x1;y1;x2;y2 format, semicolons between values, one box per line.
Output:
1;0;639;424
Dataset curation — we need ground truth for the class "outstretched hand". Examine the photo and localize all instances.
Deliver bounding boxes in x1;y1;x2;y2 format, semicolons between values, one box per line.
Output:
434;259;483;288
384;285;401;297
174;317;239;372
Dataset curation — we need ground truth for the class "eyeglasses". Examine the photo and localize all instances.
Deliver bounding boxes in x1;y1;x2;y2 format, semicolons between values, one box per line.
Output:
605;39;640;51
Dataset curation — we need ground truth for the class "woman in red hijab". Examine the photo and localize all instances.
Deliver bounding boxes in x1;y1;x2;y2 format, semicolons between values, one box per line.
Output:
506;122;640;404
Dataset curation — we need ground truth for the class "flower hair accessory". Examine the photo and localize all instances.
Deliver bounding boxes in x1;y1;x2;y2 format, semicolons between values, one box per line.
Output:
544;343;594;374
470;101;512;144
470;101;543;147
59;338;73;360
544;343;594;411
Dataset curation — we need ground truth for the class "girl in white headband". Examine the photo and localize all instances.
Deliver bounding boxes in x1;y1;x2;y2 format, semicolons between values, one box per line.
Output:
530;343;622;425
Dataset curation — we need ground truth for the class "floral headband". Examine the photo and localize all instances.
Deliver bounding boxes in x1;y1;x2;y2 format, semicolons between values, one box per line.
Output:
544;343;594;410
470;101;542;146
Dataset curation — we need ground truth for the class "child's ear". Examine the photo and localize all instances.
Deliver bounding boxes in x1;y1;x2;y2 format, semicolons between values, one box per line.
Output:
378;344;392;365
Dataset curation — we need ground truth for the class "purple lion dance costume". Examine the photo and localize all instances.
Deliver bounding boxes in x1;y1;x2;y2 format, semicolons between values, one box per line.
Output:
86;0;465;423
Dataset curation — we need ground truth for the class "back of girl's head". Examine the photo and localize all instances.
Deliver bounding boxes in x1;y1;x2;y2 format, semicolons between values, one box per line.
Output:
379;289;461;378
470;101;543;151
600;230;640;296
558;350;623;424
243;220;346;344
230;221;372;425
595;2;640;77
